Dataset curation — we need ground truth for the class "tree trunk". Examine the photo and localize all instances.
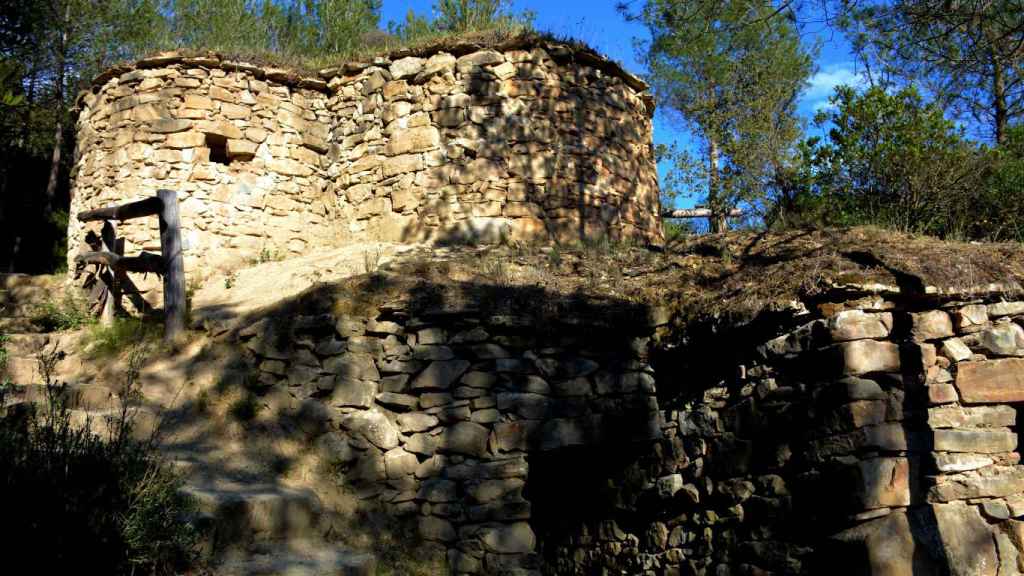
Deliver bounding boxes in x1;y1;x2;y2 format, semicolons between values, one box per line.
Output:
708;137;727;233
43;1;70;221
992;51;1007;146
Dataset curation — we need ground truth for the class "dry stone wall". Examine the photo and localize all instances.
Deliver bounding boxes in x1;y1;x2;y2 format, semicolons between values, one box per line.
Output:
229;298;662;575
538;291;1024;575
210;282;1024;574
68;41;661;293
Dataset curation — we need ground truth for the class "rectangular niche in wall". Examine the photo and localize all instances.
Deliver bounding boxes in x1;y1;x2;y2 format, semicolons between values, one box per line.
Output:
206;133;230;165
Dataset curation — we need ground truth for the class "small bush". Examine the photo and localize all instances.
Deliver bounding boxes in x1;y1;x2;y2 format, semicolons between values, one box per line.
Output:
228;393;260;421
82;317;162;360
255;246;285;264
32;296;94;332
0;347;198;575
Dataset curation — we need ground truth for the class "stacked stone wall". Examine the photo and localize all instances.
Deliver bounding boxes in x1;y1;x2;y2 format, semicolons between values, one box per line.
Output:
205;282;1024;574
67;41;661;298
229;297;662;574
538;293;1024;575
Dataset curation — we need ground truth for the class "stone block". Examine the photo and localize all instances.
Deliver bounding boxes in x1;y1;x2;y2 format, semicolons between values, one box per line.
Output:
989;302;1024;317
954;304;988;333
492;421;538;453
385;126;440;155
267;158;313;176
226;139;257;159
375;392;418;411
927;502;998;576
323;352;379;382
928;405;1017;429
164;131;206;148
384;448;418;479
836;340;901;375
941;338;973;363
473;480;526;508
855;457;910;509
397;413;439;434
418;516;456;542
198;119;243;140
979;323;1024;356
911;310;954;340
933;429;1016;453
389;56;424;80
329;378;376;408
341;411;399;450
480;522;535;554
411;360;470;390
416;52;456;82
456;50;505;73
830;510;932;575
440;421;490;457
829;310;894;342
933;453;994;473
927;383;960;405
148;118;191;133
183;94;213;110
955;359;1024;403
930;466;1024;501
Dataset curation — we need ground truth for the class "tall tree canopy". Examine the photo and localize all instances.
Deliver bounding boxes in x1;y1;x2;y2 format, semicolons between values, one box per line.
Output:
625;0;814;231
839;0;1024;144
390;0;532;40
165;0;382;56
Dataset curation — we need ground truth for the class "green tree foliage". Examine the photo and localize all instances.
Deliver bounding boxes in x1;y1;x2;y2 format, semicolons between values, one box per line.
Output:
625;0;814;231
809;85;979;233
782;85;1024;241
164;0;382;57
0;0;165;273
433;0;532;33
389;0;533;41
838;0;1024;144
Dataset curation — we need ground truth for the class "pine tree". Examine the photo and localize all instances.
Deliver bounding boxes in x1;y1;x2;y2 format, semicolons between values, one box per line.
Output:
625;0;814;231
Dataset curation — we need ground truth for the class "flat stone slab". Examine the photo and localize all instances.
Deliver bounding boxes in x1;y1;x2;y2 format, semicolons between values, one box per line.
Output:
955;358;1024;403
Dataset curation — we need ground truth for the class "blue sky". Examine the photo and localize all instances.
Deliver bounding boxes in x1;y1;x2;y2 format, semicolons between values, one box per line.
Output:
379;1;862;208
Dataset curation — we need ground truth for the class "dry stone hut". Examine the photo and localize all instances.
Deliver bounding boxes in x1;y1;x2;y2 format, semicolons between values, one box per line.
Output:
67;36;662;284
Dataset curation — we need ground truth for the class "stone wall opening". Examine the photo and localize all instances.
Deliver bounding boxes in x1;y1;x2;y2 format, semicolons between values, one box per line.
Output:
205;133;230;165
526;445;642;573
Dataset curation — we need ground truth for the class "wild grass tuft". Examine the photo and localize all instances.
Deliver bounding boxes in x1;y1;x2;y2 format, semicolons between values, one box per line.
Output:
32;296;94;332
82;317;163;360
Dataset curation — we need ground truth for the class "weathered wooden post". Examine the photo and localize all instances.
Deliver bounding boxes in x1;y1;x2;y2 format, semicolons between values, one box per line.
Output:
157;189;186;343
99;220;119;326
75;190;186;343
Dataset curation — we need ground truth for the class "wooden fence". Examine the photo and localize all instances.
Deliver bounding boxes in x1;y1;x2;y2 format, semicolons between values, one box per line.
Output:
75;189;185;342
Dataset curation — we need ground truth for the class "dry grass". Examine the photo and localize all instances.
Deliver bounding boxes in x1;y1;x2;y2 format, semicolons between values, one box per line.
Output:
226;227;1024;333
105;27;641;87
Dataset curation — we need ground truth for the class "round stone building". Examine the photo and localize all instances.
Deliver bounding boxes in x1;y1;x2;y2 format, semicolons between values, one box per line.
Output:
68;36;662;278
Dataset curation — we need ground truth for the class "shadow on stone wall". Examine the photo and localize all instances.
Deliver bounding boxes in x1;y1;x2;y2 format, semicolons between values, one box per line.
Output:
389;59;660;249
154;269;662;573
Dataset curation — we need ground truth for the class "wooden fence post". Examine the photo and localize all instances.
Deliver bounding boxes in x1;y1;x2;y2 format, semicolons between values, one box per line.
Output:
99;220;118;326
157;189;186;343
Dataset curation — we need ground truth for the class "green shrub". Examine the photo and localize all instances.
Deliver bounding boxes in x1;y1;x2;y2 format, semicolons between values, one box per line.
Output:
0;348;198;575
82;317;162;360
32;296;94;332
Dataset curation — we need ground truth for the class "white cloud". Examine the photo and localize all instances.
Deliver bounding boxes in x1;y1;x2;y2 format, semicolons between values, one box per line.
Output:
801;63;865;114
